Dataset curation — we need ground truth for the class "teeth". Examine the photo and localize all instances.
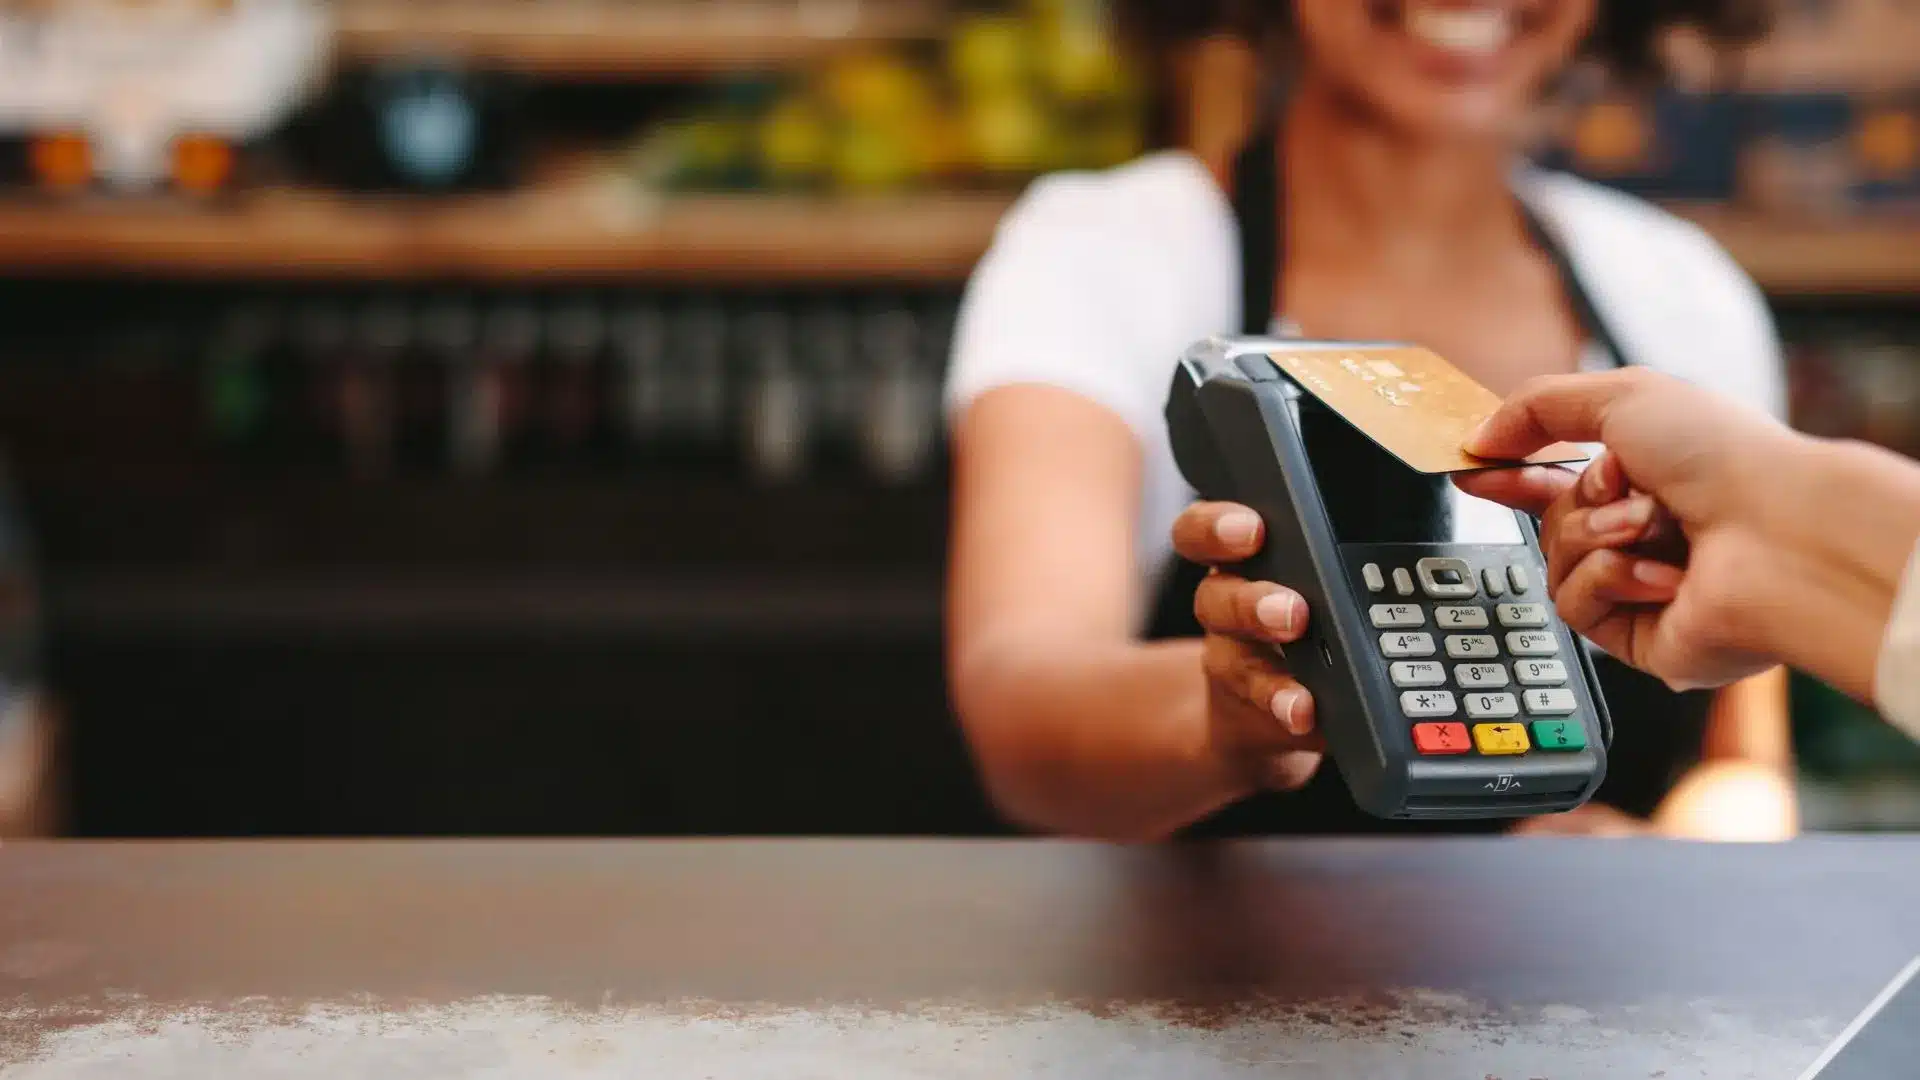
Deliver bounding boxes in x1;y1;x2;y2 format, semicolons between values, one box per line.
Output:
1406;6;1512;55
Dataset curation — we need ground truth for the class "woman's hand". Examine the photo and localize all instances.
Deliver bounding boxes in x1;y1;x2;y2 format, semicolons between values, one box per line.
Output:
1169;502;1326;792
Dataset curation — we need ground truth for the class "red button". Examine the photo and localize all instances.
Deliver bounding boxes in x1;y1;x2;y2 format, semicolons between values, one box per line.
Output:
1412;722;1470;755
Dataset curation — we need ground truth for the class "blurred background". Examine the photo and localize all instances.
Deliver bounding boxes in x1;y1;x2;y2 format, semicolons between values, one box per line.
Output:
0;0;1913;839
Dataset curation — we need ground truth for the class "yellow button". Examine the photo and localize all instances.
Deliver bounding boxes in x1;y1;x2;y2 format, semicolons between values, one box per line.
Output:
1472;723;1530;755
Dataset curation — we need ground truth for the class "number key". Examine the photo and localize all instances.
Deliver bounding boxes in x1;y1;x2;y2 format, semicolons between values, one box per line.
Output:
1496;603;1550;628
1515;660;1568;685
1465;692;1520;720
1435;605;1488;629
1390;661;1446;688
1370;604;1425;629
1506;631;1559;656
1380;632;1436;658
1454;663;1509;688
1445;634;1499;659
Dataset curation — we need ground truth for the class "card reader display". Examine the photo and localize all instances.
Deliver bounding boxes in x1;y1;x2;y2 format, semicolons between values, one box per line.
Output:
1165;336;1612;820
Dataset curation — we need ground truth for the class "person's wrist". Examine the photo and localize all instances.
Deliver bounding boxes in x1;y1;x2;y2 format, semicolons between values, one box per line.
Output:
1755;435;1920;698
1780;437;1920;595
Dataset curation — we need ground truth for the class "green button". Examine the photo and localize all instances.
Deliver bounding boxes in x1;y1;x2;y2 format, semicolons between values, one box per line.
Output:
1530;719;1586;751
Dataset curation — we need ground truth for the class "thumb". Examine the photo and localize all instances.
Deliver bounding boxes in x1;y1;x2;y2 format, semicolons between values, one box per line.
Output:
1464;370;1653;460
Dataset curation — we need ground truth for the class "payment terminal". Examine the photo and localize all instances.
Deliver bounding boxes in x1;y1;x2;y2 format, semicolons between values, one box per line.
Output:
1165;336;1612;821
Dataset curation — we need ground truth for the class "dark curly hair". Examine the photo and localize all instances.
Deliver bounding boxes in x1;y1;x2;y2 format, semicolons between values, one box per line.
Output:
1114;0;1774;81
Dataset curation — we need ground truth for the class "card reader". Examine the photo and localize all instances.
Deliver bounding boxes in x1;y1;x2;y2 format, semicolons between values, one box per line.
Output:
1165;336;1612;820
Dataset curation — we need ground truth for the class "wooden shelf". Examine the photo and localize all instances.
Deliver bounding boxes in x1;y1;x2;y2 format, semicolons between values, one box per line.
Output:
0;185;1913;294
332;0;951;77
0;183;1016;284
1671;206;1920;298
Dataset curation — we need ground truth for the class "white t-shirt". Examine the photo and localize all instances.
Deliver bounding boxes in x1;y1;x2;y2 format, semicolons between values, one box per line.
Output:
945;150;1787;612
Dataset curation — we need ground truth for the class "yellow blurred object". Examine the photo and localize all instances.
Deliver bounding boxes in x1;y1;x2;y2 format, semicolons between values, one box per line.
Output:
832;121;919;193
759;95;834;186
171;133;235;196
683;114;755;177
1035;4;1128;105
29;133;91;193
824;51;937;129
949;14;1035;97
1572;100;1650;172
913;109;969;180
1073;115;1146;169
963;90;1052;176
1856;107;1919;180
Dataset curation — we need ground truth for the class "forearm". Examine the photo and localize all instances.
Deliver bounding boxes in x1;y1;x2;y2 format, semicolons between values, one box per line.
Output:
1761;437;1920;701
952;639;1253;841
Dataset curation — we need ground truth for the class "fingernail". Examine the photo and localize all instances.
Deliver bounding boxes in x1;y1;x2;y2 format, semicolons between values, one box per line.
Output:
1588;497;1650;536
1215;510;1260;548
1463;419;1490;454
1632;560;1684;588
1255;591;1298;635
1270;688;1311;734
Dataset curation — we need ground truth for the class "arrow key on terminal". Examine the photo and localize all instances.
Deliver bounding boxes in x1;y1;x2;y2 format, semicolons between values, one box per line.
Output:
1472;723;1531;755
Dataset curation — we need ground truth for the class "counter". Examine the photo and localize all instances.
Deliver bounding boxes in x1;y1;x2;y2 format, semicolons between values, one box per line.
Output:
0;838;1916;1077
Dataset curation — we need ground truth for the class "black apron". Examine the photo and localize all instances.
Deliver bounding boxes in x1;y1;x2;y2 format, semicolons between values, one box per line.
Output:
1151;125;1714;837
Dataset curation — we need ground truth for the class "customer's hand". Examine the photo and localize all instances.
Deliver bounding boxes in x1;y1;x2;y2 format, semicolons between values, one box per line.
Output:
1454;369;1799;692
1169;502;1325;791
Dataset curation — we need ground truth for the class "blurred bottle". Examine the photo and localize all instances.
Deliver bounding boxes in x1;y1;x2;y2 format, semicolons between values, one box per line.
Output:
1785;334;1857;441
920;295;959;477
858;300;939;485
797;300;863;473
202;302;278;457
449;300;538;477
738;304;810;483
293;299;352;465
0;452;54;837
1853;339;1920;457
613;301;671;462
539;298;610;466
665;299;734;469
414;294;477;469
339;299;409;477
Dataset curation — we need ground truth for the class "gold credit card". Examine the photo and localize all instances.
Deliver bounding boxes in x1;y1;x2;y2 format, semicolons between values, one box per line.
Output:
1266;344;1590;474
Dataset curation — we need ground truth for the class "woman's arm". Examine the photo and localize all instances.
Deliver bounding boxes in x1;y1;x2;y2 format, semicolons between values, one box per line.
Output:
947;385;1257;841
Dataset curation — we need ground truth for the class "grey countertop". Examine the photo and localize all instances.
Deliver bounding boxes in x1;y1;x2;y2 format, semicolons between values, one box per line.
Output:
0;837;1915;1078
